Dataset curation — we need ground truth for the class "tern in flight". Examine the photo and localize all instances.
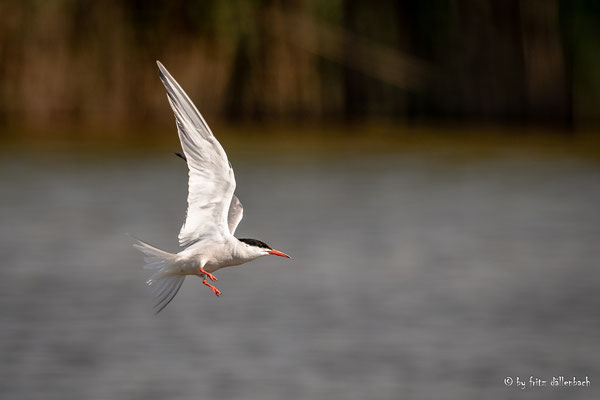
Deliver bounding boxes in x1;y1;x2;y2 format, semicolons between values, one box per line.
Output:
133;61;290;313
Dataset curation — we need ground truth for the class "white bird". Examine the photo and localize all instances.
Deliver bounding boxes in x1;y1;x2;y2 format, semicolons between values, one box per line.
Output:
133;61;290;313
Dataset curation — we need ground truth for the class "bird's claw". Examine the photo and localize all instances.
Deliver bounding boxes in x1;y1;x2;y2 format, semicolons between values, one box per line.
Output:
202;278;222;297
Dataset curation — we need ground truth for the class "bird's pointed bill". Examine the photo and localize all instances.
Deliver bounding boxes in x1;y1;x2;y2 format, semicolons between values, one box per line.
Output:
268;249;290;258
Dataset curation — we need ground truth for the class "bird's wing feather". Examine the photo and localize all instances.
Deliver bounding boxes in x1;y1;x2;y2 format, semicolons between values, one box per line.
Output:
157;61;236;246
228;194;244;235
172;150;245;236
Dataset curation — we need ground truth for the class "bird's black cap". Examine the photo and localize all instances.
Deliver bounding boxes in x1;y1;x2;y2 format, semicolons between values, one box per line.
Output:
239;238;271;249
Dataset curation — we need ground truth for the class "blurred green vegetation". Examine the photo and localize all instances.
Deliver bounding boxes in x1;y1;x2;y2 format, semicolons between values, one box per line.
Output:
0;0;599;141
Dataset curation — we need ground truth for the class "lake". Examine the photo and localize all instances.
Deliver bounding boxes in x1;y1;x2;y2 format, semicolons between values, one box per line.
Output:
1;150;599;399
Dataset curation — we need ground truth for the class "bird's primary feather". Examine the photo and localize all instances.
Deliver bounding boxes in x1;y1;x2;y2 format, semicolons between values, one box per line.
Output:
157;61;238;247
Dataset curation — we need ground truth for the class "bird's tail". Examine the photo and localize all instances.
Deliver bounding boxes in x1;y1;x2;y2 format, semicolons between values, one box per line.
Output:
132;238;185;313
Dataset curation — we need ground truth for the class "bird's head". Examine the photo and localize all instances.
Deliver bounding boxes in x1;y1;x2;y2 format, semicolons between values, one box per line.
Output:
238;238;290;259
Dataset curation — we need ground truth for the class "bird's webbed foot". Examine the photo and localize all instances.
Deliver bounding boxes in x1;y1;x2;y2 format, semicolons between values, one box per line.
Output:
202;278;222;296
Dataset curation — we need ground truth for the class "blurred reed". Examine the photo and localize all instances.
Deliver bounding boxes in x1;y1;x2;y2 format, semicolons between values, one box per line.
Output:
0;0;599;135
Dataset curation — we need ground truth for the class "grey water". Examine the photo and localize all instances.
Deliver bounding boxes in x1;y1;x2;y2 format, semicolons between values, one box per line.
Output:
1;151;599;400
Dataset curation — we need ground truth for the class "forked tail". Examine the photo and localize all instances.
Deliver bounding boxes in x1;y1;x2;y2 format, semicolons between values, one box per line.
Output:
132;238;185;313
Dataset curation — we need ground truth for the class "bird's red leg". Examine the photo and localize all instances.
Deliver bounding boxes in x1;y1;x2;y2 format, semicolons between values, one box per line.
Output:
199;266;218;281
202;278;222;296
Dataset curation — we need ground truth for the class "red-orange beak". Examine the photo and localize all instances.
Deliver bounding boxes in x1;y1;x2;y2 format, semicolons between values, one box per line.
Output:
268;249;290;258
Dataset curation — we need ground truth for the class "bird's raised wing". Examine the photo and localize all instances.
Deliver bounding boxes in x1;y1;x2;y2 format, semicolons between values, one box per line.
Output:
157;61;236;247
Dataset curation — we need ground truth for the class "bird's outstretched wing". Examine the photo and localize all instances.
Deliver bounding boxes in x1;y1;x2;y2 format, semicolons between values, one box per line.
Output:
157;61;236;246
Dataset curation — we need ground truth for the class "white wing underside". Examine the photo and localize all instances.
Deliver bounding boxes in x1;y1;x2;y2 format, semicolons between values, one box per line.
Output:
157;61;242;246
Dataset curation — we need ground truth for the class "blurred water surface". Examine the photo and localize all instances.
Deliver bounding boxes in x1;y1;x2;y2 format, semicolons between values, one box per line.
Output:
1;151;599;400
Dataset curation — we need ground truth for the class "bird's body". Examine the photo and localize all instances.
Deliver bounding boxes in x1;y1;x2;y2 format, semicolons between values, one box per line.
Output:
178;237;269;274
133;61;289;313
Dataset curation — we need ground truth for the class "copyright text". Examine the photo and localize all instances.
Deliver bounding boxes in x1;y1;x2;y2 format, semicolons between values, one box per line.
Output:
504;376;590;390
